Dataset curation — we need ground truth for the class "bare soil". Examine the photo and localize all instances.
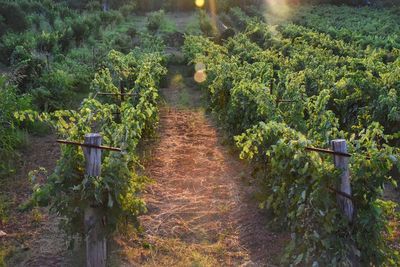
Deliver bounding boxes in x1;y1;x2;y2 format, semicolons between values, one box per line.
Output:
115;64;287;266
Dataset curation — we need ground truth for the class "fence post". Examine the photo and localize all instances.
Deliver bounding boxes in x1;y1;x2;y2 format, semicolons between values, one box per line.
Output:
83;133;106;267
332;139;360;265
331;139;354;221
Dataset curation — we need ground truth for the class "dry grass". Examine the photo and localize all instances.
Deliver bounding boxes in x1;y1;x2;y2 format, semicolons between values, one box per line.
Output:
113;65;287;266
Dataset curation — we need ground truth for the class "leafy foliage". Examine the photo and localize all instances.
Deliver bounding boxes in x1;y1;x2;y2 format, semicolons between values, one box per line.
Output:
16;48;166;238
0;76;31;177
184;9;400;265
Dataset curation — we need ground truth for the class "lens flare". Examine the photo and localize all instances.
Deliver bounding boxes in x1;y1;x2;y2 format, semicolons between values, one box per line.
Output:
195;0;205;8
195;62;206;72
264;0;293;24
194;70;207;83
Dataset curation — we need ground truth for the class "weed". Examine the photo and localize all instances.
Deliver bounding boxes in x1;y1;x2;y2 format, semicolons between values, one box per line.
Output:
0;194;11;224
31;208;43;225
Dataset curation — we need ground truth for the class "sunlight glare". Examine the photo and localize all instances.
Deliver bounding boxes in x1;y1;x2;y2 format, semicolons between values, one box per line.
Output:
195;0;205;8
194;70;207;83
264;0;293;23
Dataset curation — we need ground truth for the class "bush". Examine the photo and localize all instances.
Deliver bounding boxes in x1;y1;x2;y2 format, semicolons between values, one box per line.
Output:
33;69;76;111
112;33;132;53
85;1;102;11
99;10;123;26
36;32;59;53
0;75;32;177
10;46;46;93
185;14;203;36
126;24;138;38
199;10;217;37
71;17;90;45
146;9;176;33
58;28;74;52
0;32;36;65
119;3;137;16
55;47;95;94
147;10;166;32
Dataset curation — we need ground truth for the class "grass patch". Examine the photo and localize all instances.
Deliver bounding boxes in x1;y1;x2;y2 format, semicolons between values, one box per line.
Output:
185;13;202;36
0;194;12;225
178;88;191;107
122;237;222;267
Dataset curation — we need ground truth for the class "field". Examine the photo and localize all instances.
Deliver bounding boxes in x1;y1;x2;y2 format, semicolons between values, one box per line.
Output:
0;0;399;266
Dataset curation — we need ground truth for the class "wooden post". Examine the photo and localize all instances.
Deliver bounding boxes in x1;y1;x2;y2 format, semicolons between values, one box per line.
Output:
332;139;360;265
83;133;106;267
331;139;354;221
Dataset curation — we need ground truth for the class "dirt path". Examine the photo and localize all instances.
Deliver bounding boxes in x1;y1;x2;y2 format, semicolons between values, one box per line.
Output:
117;64;286;266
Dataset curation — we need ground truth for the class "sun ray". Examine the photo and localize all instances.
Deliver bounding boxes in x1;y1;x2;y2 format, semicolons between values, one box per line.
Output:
263;0;294;24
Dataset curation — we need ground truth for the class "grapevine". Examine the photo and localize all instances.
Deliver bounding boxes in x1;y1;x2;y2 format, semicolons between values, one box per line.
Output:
183;12;400;265
16;47;167;239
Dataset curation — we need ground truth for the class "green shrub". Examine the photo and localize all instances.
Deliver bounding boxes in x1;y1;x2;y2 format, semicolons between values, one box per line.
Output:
147;10;166;32
28;14;42;31
126;24;138;38
0;76;32;177
218;12;234;28
36;31;59;53
71;17;90;45
85;0;102;11
185;14;203;36
59;47;96;91
33;69;75;111
112;33;132;53
0;32;36;65
199;10;217;37
99;10;123;26
119;3;137;16
10;46;46;93
58;27;74;52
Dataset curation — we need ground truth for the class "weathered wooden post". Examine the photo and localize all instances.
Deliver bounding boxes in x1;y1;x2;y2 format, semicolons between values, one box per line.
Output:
331;139;354;221
83;133;106;267
332;139;360;265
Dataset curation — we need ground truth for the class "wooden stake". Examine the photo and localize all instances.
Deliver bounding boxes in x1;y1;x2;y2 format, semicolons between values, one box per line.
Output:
83;133;106;267
331;139;354;221
56;140;121;152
